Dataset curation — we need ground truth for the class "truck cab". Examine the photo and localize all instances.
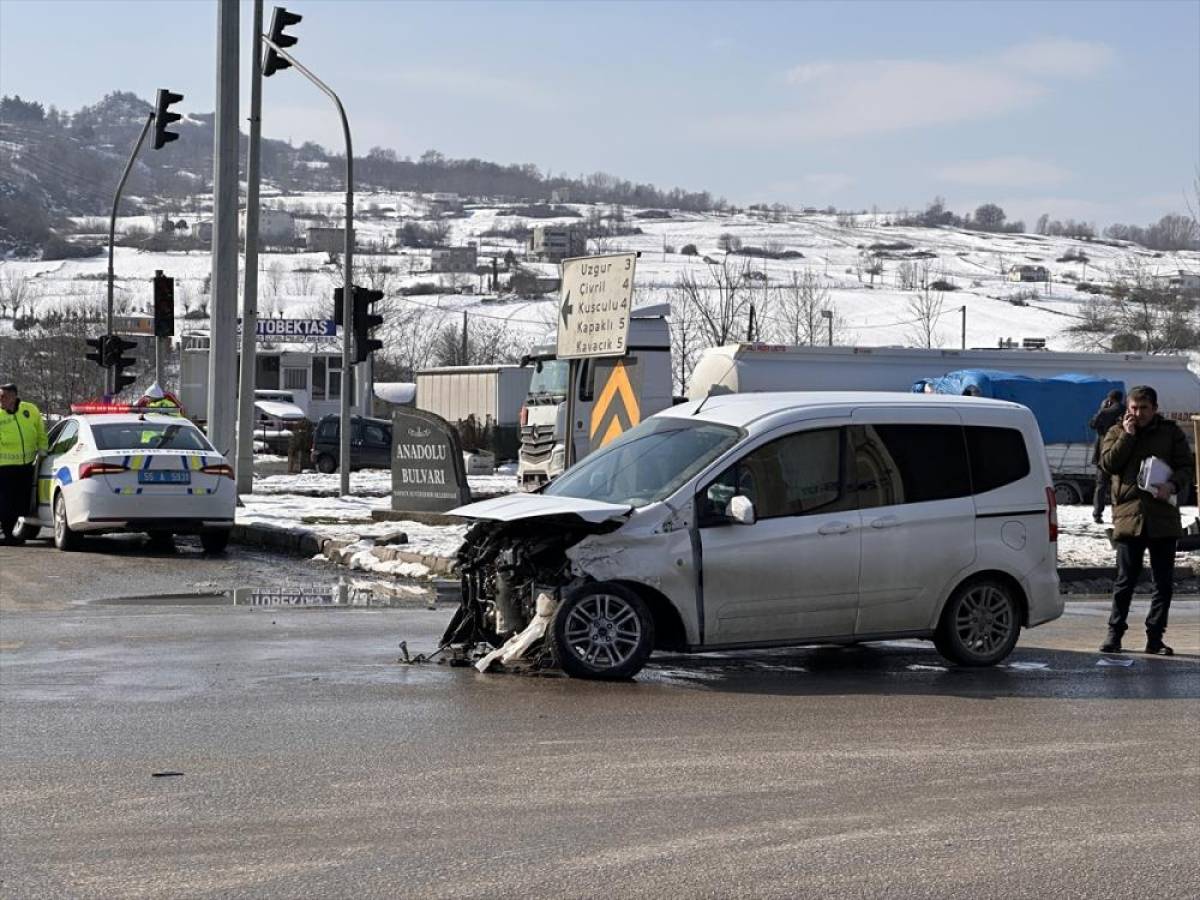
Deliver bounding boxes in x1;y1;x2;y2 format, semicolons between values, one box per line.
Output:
517;304;672;491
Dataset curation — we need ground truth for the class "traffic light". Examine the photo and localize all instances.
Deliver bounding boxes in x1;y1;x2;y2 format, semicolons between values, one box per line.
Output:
333;285;346;327
103;336;138;393
263;6;302;77
353;287;384;363
152;270;175;338
86;335;106;368
152;89;184;150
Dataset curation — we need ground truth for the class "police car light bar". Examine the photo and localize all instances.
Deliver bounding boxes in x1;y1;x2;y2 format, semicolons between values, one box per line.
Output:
70;400;185;415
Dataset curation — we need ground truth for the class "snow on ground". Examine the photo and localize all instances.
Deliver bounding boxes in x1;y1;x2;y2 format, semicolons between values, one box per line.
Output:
253;470;517;496
1058;504;1198;568
6;197;1198;364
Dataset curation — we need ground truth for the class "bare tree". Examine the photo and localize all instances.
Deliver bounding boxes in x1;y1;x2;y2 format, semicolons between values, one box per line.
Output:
906;286;946;348
263;261;286;297
668;283;704;396
771;270;846;346
289;268;316;297
674;256;754;348
0;268;32;319
1067;258;1198;353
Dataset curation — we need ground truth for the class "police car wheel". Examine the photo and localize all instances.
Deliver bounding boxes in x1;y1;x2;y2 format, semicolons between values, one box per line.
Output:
53;494;81;552
200;530;230;554
13;517;41;541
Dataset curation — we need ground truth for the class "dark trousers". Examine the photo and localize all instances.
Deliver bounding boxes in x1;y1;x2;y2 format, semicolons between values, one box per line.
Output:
1108;536;1178;638
0;463;34;537
1092;469;1110;519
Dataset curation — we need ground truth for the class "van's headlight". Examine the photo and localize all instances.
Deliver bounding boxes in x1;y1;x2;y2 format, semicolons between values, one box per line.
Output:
551;446;565;469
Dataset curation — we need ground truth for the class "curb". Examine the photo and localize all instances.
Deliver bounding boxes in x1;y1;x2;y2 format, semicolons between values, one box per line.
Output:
230;522;330;559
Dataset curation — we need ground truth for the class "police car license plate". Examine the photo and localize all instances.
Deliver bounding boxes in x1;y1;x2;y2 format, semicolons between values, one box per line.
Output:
138;470;191;485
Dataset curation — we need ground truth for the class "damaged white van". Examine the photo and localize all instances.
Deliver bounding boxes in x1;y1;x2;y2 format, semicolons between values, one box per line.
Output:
447;392;1063;679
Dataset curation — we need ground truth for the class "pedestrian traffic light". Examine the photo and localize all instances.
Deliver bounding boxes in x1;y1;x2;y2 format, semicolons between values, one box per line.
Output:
86;335;106;368
263;6;302;77
103;336;138;393
152;89;184;150
152;270;175;338
352;287;384;363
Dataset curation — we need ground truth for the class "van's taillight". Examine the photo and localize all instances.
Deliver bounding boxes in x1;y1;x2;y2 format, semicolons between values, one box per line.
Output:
1045;486;1058;542
519;406;528;427
79;461;128;479
202;463;235;480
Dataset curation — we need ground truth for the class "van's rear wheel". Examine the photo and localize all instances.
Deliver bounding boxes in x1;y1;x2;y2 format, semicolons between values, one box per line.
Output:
315;454;336;474
552;583;654;680
934;578;1020;666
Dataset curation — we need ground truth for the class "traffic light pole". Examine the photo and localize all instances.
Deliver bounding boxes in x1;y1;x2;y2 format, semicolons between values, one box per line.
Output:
236;0;265;495
261;36;354;497
106;113;155;396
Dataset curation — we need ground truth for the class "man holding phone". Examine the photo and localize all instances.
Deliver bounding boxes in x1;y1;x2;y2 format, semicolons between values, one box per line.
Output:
1098;385;1194;655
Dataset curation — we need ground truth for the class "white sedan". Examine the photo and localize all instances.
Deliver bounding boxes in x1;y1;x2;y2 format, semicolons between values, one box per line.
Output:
16;412;237;552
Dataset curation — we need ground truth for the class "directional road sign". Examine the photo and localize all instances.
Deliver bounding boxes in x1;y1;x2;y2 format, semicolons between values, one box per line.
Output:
556;252;636;359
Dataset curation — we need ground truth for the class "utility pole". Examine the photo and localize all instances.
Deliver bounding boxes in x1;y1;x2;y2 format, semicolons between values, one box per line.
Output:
961;305;967;349
207;0;239;458
461;309;468;363
236;0;265;494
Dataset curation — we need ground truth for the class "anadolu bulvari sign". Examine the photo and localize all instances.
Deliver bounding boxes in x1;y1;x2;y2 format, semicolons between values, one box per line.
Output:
391;408;470;513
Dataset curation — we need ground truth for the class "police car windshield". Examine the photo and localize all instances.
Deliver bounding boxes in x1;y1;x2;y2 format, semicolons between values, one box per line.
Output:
544;417;741;508
91;422;213;451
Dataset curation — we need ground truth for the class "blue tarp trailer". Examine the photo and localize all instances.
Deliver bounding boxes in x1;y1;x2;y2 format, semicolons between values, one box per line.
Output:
911;369;1124;446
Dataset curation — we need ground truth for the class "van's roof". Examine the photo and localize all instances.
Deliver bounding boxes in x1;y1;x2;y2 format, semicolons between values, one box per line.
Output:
660;391;1028;429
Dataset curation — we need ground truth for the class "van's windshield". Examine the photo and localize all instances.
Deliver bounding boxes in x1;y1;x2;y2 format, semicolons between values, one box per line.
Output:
544;417;741;508
527;359;569;398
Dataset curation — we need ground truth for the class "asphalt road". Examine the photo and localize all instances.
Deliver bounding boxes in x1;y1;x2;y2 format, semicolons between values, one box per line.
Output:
1;541;1199;899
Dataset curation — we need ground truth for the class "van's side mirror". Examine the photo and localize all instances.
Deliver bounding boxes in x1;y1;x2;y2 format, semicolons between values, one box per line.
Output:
728;495;756;525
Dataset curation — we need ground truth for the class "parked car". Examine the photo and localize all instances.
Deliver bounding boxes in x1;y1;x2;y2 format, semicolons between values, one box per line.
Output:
448;391;1063;679
16;412;236;552
310;414;392;473
254;390;308;455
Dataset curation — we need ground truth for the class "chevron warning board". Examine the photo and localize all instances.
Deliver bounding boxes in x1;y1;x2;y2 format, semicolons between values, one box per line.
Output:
589;358;643;448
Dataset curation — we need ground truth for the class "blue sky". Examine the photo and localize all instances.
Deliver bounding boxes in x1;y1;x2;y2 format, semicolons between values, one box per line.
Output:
2;0;1197;227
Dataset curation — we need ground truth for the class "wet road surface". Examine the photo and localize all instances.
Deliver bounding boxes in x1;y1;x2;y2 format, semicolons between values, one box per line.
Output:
2;576;1198;899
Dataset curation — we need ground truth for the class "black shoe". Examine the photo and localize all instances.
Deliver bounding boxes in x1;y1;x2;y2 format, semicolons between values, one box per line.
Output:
1099;633;1123;654
1144;639;1174;656
1093;516;1104;524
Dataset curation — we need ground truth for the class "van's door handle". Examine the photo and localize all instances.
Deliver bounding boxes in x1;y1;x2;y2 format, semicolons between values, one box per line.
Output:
870;516;900;529
818;521;852;535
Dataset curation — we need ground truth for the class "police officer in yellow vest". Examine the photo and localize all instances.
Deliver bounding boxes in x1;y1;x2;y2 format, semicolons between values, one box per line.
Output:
0;382;48;545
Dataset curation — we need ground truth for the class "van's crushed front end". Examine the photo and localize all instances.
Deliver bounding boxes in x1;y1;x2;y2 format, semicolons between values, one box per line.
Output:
441;496;632;671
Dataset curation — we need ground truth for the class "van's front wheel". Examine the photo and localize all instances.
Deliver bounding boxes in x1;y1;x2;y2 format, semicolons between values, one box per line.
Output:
552;583;654;680
934;578;1020;666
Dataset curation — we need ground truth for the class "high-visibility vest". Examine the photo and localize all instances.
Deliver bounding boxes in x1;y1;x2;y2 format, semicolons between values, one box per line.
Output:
0;401;48;467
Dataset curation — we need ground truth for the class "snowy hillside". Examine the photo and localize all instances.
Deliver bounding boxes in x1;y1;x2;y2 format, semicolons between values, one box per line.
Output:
2;193;1197;381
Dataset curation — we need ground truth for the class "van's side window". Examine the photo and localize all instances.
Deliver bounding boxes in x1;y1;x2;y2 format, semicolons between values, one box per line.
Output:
702;427;851;522
851;424;971;508
363;423;388;446
964;426;1030;492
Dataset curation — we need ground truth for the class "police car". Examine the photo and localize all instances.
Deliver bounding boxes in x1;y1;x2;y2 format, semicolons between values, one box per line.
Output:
16;399;236;552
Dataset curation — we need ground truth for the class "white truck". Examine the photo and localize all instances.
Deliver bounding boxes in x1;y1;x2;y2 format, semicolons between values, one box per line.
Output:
416;364;533;461
688;343;1200;503
516;304;672;490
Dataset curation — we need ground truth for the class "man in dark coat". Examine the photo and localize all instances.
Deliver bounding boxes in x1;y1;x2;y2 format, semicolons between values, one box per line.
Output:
1088;389;1123;523
1097;385;1194;655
